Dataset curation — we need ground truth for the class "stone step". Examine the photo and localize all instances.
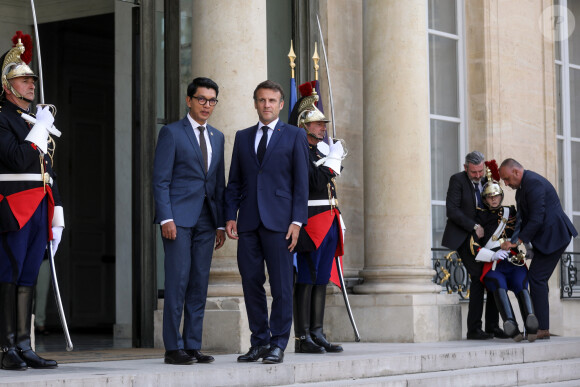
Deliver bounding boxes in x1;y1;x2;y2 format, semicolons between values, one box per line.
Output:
286;358;580;386
1;338;579;387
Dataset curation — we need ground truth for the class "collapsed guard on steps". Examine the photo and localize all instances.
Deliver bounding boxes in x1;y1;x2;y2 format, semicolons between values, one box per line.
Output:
469;161;538;342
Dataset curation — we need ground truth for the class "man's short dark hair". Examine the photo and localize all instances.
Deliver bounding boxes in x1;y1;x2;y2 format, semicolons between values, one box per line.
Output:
500;158;524;170
187;77;219;98
253;80;285;101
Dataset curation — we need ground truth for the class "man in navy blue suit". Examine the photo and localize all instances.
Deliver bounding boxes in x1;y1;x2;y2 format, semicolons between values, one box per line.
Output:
225;80;309;364
153;77;226;365
500;158;577;340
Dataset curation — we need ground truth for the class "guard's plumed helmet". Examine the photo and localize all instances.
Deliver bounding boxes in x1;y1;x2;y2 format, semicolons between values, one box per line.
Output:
1;31;37;100
288;81;330;130
481;160;503;208
297;92;330;128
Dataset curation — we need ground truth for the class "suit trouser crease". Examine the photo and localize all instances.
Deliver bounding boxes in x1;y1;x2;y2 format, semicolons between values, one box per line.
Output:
162;203;214;351
528;245;567;330
238;225;294;350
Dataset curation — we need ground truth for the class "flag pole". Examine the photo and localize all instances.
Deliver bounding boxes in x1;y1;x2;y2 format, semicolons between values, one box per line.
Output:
288;40;296;79
288;40;298;121
312;42;319;82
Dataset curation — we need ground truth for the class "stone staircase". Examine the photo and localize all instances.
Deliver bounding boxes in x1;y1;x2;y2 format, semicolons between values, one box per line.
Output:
1;338;580;386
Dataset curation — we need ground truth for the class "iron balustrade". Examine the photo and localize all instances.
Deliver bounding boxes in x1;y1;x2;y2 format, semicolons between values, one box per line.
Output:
432;248;580;300
561;252;580;299
432;248;470;300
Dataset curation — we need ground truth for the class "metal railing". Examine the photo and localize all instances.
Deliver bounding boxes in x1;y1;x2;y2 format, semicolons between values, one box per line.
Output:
561;252;580;299
432;248;580;300
432;248;470;299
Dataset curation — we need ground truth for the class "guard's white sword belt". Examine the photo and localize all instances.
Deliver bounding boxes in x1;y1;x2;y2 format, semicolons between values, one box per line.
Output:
308;198;338;207
0;173;53;185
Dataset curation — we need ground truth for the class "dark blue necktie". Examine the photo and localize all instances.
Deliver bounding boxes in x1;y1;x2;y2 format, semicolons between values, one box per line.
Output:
474;183;482;208
257;126;269;164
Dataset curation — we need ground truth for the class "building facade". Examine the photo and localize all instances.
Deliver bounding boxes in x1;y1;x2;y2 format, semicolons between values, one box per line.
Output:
1;0;578;351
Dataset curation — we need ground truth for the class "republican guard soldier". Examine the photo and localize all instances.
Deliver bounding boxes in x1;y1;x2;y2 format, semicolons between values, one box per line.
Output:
0;32;63;370
291;85;345;354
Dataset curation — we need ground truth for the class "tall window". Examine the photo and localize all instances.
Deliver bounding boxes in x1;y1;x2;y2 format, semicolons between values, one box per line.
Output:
428;0;467;252
156;0;195;293
555;0;580;252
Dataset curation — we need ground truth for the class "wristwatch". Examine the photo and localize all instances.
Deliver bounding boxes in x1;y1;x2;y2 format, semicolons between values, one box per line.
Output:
473;224;480;231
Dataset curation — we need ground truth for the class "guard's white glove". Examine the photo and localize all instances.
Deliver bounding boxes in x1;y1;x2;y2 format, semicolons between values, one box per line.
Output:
316;141;330;156
323;141;344;174
524;242;534;260
25;106;54;153
328;140;344;158
492;249;509;261
36;105;55;128
51;226;63;256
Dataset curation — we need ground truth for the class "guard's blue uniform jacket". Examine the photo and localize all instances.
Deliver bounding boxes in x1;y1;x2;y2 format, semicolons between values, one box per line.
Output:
0;99;62;284
295;143;343;284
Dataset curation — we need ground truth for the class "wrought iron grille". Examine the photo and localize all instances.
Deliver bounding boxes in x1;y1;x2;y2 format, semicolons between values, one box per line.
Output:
561;252;580;299
432;248;470;299
432;248;580;300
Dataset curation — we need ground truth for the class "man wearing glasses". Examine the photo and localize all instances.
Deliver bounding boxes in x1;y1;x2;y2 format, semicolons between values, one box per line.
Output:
153;77;226;365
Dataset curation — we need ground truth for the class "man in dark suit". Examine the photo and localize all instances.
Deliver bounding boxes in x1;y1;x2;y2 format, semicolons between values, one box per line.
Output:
225;80;309;364
153;77;226;365
442;151;503;340
500;158;577;340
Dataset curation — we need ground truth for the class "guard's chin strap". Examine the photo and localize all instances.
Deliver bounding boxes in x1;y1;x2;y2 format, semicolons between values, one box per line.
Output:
5;80;33;104
15;93;33;104
307;130;324;142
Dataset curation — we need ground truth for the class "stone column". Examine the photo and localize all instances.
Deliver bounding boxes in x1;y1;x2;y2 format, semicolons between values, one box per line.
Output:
325;0;460;343
190;0;267;299
153;0;268;353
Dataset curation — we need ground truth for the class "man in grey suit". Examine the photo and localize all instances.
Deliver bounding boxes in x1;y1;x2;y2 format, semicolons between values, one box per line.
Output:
153;77;226;365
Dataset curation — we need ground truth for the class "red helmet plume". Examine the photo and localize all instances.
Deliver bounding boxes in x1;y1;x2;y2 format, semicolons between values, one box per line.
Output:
12;31;33;65
485;160;500;182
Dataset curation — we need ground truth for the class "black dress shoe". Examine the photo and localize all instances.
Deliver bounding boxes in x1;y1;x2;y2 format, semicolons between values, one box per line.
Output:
1;348;27;370
262;346;284;364
466;328;493;340
185;349;214;363
485;326;510;339
164;349;195;365
237;344;271;362
19;349;58;369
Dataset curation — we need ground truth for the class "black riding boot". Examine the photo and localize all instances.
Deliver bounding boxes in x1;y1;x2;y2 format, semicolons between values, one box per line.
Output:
493;288;522;342
310;284;343;352
16;286;58;368
294;283;325;353
0;282;27;370
516;289;539;342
